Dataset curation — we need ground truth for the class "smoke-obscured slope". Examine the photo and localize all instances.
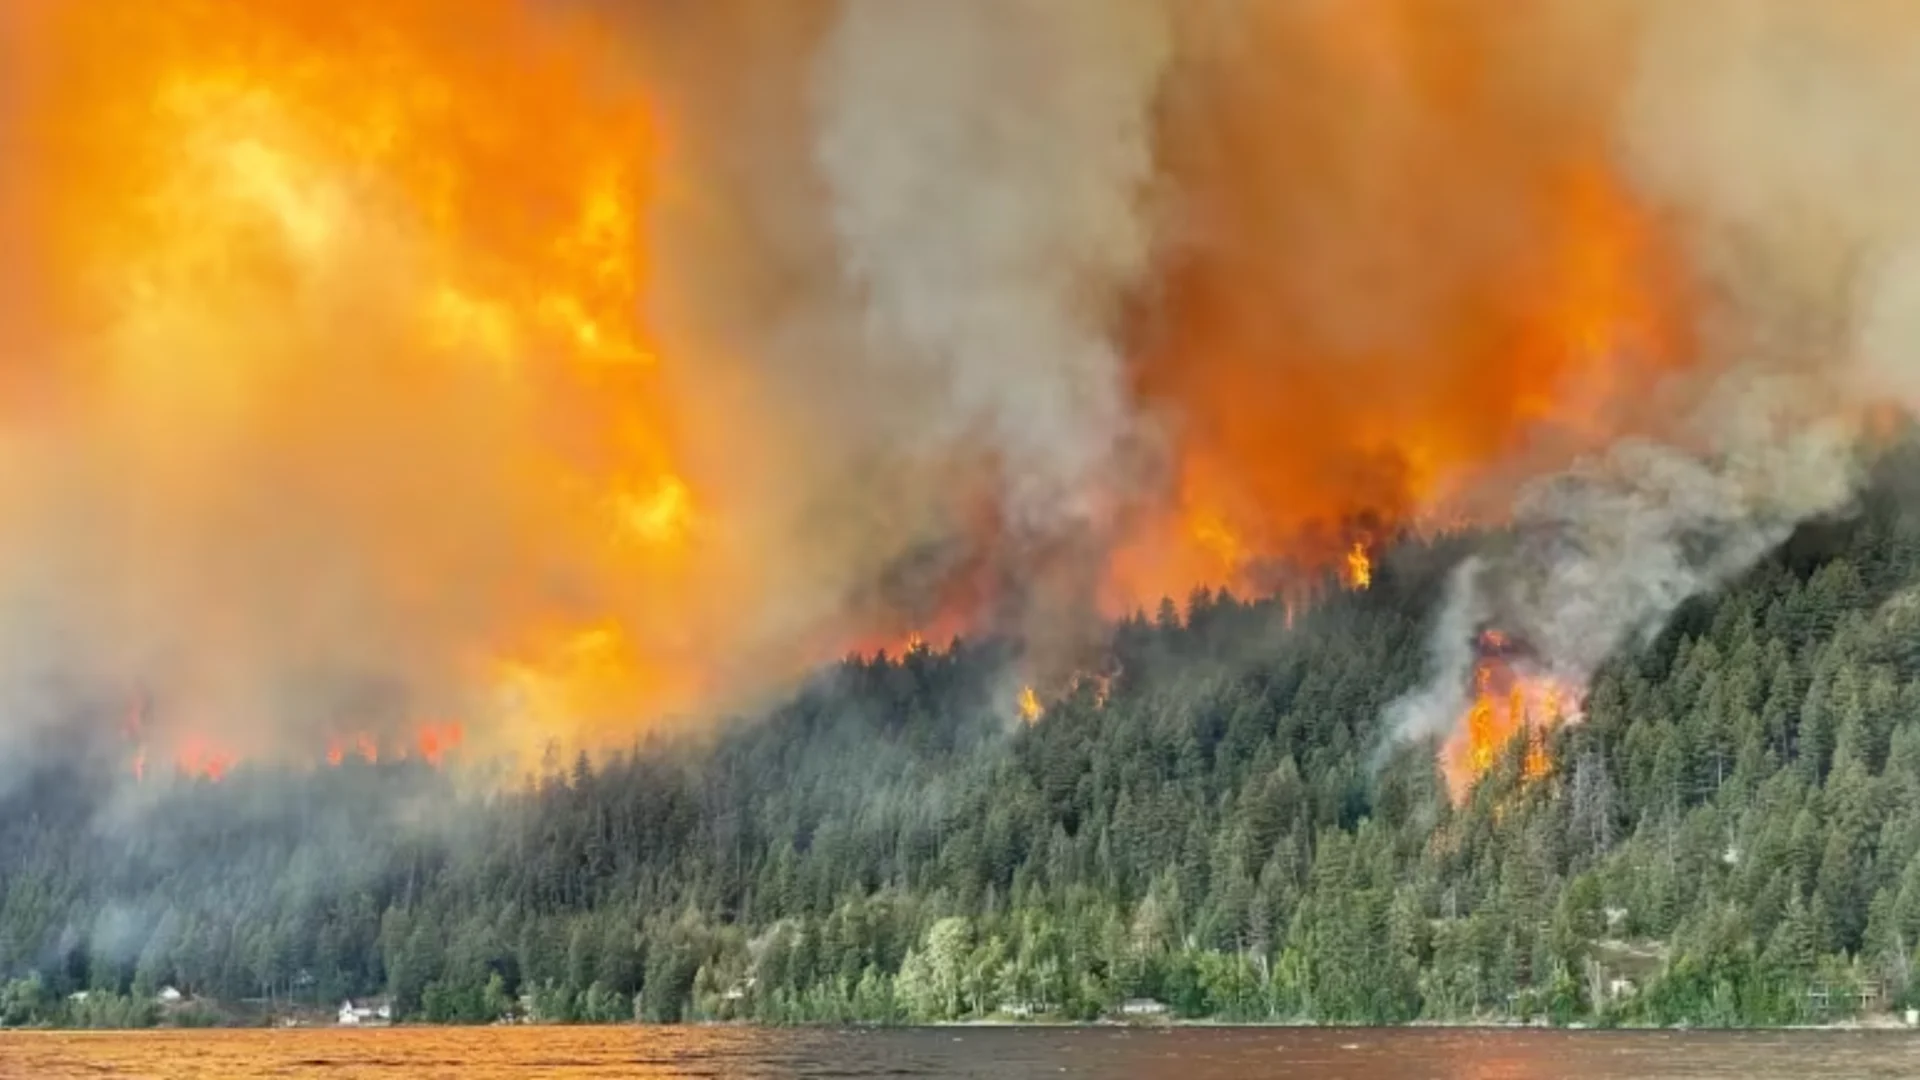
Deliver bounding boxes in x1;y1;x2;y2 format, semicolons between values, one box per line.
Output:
0;0;1917;785
1384;1;1920;769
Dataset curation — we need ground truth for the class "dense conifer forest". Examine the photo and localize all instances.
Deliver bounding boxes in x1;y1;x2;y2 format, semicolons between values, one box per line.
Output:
9;452;1920;1030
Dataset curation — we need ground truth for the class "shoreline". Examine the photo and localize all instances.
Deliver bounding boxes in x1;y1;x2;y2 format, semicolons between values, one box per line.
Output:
6;1017;1916;1035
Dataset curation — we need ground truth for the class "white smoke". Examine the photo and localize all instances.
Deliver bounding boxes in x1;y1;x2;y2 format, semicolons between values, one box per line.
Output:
812;0;1170;535
1383;557;1490;746
1388;376;1863;748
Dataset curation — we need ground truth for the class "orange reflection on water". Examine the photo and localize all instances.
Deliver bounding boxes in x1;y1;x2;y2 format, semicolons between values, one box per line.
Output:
0;1025;1902;1080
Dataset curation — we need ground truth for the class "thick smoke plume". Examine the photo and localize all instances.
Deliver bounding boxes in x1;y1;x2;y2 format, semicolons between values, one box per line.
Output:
814;0;1169;533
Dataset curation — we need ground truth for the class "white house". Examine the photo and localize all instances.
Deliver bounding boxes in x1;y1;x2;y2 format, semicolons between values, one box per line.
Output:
1120;998;1168;1017
337;999;392;1026
156;986;183;1004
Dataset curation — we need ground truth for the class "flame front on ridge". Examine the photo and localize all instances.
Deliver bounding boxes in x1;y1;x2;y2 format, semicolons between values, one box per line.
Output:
2;2;1708;783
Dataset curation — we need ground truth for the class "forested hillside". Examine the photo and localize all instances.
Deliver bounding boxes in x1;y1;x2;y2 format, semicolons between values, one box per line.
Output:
9;455;1920;1029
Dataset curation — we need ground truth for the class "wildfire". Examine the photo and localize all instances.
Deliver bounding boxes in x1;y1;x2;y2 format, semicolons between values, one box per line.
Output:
1017;685;1043;724
1343;541;1373;590
326;733;381;767
1442;631;1577;799
844;612;975;665
1108;5;1696;616
4;0;766;771
7;1;1714;787
125;717;468;783
172;736;237;783
414;721;465;766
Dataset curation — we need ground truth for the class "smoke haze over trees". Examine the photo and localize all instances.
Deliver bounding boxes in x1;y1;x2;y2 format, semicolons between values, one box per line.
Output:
9;444;1920;1028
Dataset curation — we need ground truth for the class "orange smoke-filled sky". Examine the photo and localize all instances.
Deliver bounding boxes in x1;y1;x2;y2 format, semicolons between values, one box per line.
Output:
1;0;1904;775
1113;1;1697;605
2;0;777;767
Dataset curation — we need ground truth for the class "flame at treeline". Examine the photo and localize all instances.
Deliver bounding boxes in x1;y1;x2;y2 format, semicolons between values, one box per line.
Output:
1443;631;1579;801
0;1;1726;784
122;690;465;781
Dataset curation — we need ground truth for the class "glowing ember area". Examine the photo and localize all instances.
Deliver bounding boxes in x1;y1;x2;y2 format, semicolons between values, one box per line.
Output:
325;734;379;767
125;719;466;781
414;722;465;766
1442;632;1577;799
172;736;238;783
321;725;464;768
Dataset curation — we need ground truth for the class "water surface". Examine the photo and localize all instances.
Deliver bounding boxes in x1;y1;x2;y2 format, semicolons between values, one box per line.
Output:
4;1025;1917;1079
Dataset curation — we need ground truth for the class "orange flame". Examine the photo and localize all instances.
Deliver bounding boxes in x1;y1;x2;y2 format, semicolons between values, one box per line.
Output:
11;1;1709;779
1441;634;1576;799
1111;4;1697;615
1343;541;1373;590
325;732;381;766
172;736;237;783
846;606;980;663
1016;685;1042;724
414;721;465;766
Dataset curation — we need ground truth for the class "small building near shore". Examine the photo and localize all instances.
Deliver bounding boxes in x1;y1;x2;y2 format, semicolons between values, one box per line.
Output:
1120;998;1168;1017
337;999;392;1026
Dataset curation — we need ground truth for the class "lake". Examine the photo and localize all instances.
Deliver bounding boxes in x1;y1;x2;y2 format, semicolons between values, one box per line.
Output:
3;1025;1918;1078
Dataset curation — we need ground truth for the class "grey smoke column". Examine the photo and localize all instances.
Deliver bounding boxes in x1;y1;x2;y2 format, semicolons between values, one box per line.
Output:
1386;376;1862;756
812;0;1170;535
